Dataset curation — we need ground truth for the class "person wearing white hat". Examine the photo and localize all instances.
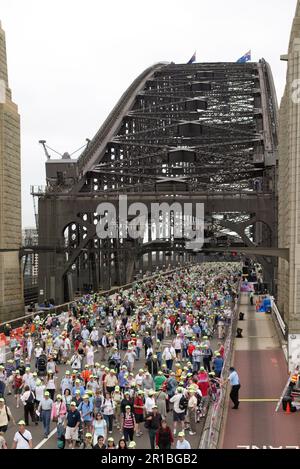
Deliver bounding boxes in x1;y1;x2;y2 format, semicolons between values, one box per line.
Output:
12;420;33;449
0;397;15;432
26;334;34;361
176;431;191;450
128;440;137;449
65;402;81;449
37;391;53;438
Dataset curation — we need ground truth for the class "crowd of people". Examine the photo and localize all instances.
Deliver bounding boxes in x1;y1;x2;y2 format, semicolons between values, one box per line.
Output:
0;262;240;449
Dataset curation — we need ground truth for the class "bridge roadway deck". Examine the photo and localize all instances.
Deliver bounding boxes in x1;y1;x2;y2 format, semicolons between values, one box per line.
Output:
221;293;300;449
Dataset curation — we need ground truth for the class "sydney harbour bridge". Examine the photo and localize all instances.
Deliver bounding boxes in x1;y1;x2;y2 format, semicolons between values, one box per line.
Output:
34;60;278;304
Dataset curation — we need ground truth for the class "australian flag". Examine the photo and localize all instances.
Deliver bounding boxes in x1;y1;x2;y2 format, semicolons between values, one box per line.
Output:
236;50;251;63
187;51;196;64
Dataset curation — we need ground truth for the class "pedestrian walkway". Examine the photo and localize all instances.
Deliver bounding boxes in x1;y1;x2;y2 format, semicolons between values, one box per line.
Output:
221;293;300;448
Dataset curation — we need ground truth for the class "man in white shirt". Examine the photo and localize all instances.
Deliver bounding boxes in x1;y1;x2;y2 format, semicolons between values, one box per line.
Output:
170;388;186;435
12;420;33;449
90;327;99;347
34;344;44;369
81;326;90;343
162;345;176;370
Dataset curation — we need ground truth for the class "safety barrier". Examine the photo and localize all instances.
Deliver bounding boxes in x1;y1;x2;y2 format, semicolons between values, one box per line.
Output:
270;296;286;337
199;284;241;449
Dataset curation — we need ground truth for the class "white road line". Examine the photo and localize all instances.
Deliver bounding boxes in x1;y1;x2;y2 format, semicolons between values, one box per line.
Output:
34;427;57;449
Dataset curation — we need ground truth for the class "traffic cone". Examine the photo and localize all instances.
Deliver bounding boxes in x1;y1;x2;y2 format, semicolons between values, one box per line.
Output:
286;401;291;414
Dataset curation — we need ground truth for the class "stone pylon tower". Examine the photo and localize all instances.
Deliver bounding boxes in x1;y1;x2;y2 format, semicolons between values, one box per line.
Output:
278;0;300;334
0;21;23;322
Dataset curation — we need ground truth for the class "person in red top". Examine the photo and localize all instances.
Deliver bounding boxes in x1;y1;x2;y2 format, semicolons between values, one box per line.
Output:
74;338;80;352
169;315;176;335
130;335;137;347
133;391;144;437
13;371;23;408
197;367;209;417
156;420;174;449
188;343;196;359
217;342;225;358
81;366;92;386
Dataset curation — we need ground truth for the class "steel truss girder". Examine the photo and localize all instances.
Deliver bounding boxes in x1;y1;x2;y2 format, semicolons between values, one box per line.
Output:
38;60;278;303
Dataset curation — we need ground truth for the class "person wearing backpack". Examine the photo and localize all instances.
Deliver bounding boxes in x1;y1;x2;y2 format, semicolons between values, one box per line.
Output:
21;385;37;426
101;392;115;434
121;405;136;442
169;387;186;436
0;397;15;432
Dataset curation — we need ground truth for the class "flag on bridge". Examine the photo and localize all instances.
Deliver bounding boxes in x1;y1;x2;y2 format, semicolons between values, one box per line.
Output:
187;51;196;64
236;50;251;63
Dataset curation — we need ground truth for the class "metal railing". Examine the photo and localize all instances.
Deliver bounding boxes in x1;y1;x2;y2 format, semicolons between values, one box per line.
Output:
270;296;286;337
199;284;240;449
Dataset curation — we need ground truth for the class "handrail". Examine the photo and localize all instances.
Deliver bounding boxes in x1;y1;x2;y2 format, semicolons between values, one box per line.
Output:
199;280;241;449
270;296;286;337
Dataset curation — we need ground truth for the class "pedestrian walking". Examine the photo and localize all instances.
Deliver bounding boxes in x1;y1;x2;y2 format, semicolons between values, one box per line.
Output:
37;391;53;437
224;366;241;409
12;420;32;449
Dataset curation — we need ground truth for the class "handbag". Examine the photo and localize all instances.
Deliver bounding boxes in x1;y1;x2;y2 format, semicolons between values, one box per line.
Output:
52;402;61;422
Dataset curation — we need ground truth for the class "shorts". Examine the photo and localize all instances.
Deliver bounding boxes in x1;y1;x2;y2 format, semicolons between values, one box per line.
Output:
0;425;8;433
14;388;22;395
173;410;185;422
134;413;144;423
65;426;79;441
175;349;181;355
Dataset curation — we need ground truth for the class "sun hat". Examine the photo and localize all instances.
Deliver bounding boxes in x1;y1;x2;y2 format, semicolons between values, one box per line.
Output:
128;441;136;448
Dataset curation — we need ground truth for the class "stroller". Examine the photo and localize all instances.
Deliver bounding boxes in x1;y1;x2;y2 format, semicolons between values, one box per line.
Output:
37;354;47;376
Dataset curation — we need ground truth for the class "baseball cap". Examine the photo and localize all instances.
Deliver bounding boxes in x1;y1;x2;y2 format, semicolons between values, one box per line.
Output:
44;391;50;396
178;431;185;437
18;420;26;425
70;402;77;406
128;441;136;448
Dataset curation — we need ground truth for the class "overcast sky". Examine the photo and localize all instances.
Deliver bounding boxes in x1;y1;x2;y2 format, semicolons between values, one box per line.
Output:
0;0;297;227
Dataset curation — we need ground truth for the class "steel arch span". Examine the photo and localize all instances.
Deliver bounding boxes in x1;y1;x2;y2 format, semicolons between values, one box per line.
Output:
36;60;278;304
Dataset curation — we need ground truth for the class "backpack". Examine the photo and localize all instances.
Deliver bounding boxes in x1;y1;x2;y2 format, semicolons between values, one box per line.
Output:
26;392;35;405
179;395;188;410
